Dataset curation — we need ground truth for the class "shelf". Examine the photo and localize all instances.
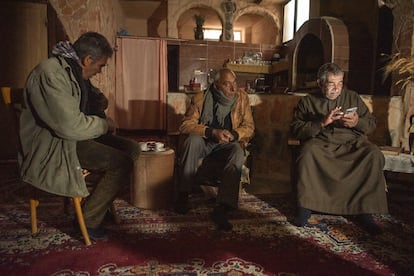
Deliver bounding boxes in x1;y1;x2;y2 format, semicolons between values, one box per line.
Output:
225;63;272;74
271;60;289;73
225;60;289;74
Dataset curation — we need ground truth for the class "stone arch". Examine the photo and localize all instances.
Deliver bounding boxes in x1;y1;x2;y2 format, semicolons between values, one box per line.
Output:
234;5;281;44
290;16;349;91
169;1;224;38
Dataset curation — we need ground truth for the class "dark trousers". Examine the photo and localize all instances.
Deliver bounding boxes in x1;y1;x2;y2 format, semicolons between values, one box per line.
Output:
76;133;140;228
178;134;245;209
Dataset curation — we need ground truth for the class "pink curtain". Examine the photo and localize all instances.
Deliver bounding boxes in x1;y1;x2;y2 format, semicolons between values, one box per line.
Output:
115;37;168;130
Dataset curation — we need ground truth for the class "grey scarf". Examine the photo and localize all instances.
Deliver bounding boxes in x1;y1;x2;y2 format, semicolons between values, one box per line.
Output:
51;41;91;114
51;41;80;63
200;84;237;127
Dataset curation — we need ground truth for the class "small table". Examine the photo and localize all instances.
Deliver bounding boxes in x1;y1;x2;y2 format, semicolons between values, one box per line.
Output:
131;148;175;209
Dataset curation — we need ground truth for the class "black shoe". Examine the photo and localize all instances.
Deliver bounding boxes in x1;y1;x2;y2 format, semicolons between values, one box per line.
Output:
211;205;233;232
103;209;116;224
293;207;312;227
87;227;109;241
353;214;383;236
174;202;190;214
73;219;109;241
174;192;189;214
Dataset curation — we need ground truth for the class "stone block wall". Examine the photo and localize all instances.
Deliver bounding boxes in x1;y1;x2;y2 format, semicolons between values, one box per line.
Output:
167;0;282;44
49;0;124;120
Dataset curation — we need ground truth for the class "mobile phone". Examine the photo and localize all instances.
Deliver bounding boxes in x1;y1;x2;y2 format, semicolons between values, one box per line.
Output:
344;107;357;115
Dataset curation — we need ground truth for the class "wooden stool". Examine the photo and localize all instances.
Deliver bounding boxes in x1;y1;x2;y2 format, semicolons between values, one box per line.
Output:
131;148;175;209
30;169;119;246
30;188;92;246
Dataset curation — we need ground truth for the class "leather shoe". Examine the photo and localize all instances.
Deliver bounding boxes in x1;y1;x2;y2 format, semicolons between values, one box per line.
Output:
353;214;383;236
87;227;109;241
293;207;312;227
211;208;233;232
73;219;109;241
174;192;190;214
174;202;190;214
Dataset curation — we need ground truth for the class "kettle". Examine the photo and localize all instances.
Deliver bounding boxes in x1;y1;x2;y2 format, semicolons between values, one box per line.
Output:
254;77;267;92
194;70;207;90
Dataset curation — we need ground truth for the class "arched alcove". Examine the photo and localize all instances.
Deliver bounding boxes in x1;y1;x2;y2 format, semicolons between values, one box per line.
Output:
295;34;324;90
177;6;222;40
234;13;277;44
291;17;349;91
234;6;281;44
176;4;280;44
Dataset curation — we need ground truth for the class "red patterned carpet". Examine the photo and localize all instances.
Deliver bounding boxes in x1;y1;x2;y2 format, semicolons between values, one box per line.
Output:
0;162;413;276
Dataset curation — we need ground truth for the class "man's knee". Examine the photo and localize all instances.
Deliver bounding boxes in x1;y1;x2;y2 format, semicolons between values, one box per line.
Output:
297;141;319;162
363;143;385;166
180;134;205;161
228;143;245;167
111;152;133;173
182;134;204;149
125;140;141;162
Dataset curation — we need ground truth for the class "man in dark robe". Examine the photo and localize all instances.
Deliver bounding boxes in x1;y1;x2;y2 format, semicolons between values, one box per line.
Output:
290;63;388;235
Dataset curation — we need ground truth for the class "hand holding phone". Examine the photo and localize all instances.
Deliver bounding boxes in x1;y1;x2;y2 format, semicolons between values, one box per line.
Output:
341;107;358;128
344;107;357;116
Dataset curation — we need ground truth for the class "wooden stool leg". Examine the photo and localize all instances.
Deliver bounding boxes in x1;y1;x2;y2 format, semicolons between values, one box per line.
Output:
72;197;91;246
30;198;39;234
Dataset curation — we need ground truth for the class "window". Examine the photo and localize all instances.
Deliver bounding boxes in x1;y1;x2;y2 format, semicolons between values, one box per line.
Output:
282;0;295;43
296;0;310;31
282;0;310;43
203;28;242;42
204;29;222;40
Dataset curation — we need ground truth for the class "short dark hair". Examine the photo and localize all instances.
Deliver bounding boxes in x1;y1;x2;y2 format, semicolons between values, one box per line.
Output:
73;32;113;61
317;63;344;85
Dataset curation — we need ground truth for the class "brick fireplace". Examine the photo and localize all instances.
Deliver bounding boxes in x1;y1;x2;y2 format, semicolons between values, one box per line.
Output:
290;17;349;92
289;15;382;95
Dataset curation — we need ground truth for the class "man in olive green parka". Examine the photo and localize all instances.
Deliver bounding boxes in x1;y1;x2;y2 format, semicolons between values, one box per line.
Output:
19;32;140;241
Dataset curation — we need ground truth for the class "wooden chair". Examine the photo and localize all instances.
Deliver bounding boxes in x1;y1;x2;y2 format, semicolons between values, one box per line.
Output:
31;170;120;247
30;186;92;246
1;87;118;246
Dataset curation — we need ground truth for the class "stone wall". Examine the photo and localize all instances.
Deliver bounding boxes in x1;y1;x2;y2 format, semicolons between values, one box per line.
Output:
167;0;282;44
47;0;414;151
48;0;124;119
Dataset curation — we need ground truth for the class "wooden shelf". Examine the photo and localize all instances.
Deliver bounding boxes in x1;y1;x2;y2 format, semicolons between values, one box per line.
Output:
225;60;289;74
271;60;289;73
225;63;272;74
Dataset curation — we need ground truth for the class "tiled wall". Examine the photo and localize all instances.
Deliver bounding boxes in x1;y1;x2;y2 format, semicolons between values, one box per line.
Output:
171;40;279;91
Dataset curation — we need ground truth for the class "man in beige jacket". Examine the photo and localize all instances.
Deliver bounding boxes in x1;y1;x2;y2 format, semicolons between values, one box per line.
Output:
175;68;255;231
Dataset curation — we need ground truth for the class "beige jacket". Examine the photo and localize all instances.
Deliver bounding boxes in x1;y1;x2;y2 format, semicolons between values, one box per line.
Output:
179;89;255;147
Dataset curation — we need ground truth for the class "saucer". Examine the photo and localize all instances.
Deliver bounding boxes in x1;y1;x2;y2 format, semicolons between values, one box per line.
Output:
141;147;167;152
